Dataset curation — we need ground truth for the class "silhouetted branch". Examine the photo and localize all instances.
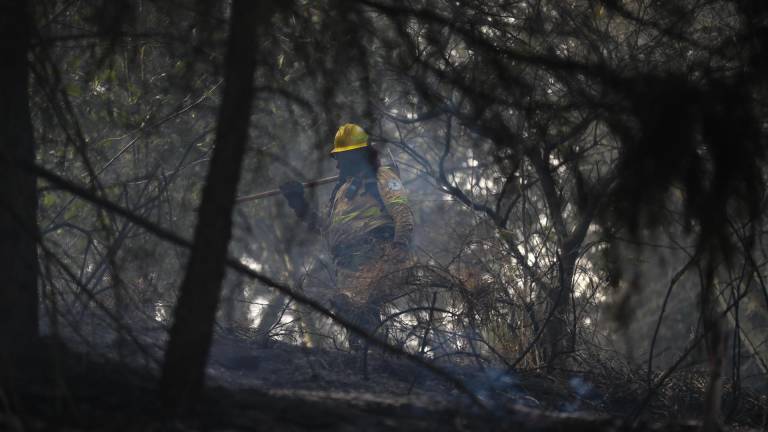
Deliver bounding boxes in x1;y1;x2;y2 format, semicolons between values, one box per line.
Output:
28;162;488;410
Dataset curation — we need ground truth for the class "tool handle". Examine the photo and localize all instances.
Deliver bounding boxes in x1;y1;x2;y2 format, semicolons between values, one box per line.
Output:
236;175;339;203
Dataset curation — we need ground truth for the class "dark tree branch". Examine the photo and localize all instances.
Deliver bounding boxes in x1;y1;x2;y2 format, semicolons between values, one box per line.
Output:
28;163;488;411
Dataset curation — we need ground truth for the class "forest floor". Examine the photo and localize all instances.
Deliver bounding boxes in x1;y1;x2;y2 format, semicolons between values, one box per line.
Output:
2;336;766;431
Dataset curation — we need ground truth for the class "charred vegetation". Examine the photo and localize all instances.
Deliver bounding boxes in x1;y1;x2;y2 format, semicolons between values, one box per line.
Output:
1;0;767;430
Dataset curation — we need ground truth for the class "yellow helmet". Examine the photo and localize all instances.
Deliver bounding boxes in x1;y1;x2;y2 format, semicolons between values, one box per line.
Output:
331;123;369;154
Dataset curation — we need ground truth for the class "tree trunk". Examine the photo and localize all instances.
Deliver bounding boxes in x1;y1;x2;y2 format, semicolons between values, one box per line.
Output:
0;0;39;375
701;263;724;432
542;250;576;369
221;274;250;332
159;0;266;412
527;150;578;369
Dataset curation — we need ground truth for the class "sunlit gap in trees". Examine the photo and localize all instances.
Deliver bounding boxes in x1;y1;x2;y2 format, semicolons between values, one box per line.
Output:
451;156;498;198
237;256;299;331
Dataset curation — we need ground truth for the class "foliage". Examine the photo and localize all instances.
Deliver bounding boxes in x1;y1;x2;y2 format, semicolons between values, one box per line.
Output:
9;0;767;426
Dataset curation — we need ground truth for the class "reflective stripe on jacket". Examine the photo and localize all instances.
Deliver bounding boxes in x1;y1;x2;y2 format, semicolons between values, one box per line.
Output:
326;166;414;257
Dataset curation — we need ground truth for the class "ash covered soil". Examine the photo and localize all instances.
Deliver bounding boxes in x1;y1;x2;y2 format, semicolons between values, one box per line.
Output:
208;335;591;413
4;336;766;431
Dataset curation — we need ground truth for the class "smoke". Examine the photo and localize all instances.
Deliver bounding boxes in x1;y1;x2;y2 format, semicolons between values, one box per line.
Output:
465;367;524;408
560;376;600;413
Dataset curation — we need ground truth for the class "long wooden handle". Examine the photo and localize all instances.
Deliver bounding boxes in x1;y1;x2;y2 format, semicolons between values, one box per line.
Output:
236;175;339;203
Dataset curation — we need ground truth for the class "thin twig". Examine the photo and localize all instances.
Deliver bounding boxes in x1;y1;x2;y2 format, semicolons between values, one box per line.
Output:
28;162;489;411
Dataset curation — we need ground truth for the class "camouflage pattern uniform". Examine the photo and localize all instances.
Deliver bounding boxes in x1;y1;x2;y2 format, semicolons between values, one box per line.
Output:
328;167;413;300
302;166;414;340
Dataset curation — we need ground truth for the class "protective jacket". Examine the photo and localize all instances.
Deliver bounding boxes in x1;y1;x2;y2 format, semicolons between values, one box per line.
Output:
292;165;414;342
327;166;412;257
298;166;413;269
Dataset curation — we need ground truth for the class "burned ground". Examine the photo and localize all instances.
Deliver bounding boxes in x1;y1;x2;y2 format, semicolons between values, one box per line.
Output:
4;336;765;431
2;0;768;430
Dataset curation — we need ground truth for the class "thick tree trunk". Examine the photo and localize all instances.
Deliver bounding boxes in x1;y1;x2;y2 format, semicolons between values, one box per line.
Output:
160;0;266;412
0;0;39;374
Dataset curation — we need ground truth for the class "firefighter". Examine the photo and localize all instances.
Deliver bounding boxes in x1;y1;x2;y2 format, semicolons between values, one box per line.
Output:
279;123;414;348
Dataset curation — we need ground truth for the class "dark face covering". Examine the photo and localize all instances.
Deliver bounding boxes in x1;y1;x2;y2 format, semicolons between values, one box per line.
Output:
334;148;375;179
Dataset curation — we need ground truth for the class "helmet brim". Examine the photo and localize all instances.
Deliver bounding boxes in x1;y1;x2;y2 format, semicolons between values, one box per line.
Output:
330;142;369;154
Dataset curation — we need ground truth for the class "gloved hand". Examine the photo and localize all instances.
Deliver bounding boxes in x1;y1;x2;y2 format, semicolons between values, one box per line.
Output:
279;180;307;212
